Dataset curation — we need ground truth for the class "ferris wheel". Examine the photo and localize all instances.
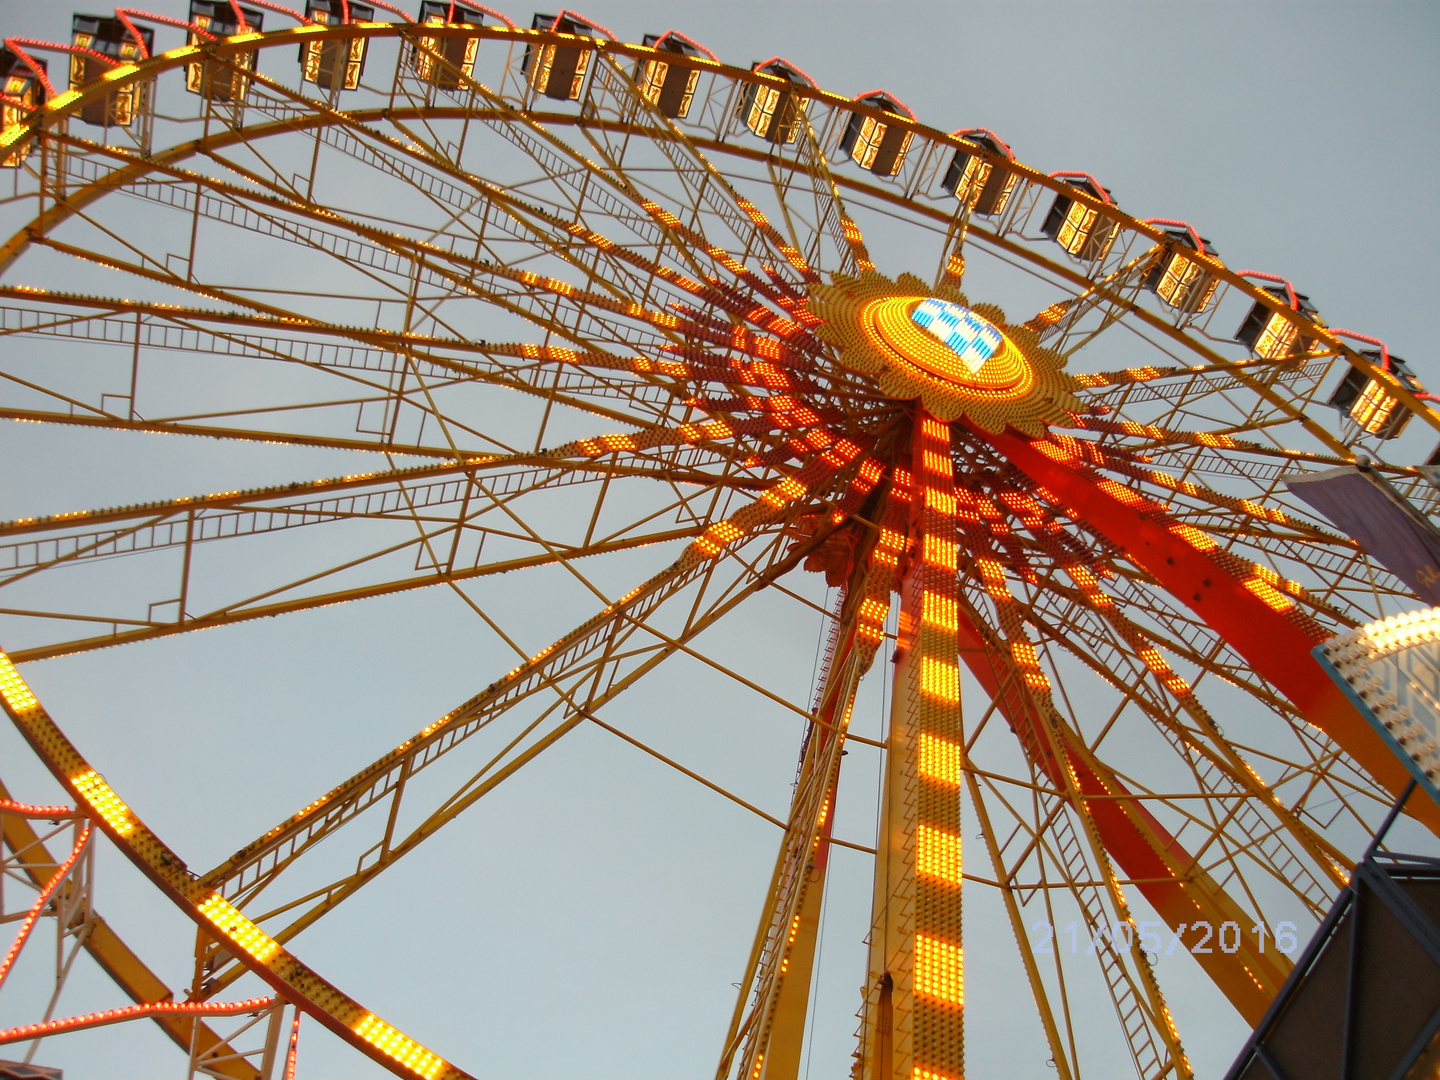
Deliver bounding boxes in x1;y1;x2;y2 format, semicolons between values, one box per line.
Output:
0;5;1434;1079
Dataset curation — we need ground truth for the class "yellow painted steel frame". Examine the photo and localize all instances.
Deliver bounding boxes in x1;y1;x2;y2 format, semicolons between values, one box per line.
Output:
0;777;260;1078
0;653;463;1080
859;414;964;1080
0;22;1426;438
0;17;1426;1080
0;432;862;1074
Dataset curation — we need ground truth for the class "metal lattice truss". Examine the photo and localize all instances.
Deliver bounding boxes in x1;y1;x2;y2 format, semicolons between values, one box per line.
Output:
0;14;1435;1080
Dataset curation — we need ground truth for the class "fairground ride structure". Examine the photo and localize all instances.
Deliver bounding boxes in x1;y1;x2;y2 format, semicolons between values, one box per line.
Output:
0;5;1436;1079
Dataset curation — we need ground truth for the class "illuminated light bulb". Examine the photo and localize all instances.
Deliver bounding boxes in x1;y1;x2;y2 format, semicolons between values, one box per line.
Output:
0;653;39;715
70;770;135;836
918;734;963;785
914;933;964;1004
353;1014;446;1080
198;894;280;964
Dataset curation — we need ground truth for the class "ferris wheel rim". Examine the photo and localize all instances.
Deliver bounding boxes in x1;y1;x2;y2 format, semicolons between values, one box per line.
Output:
0;17;1427;447
0;16;1425;1080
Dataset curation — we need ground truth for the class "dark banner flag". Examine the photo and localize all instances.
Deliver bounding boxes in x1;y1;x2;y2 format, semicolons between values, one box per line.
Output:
1285;466;1440;604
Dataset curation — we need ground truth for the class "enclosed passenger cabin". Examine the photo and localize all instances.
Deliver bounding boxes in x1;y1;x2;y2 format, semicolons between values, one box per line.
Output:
737;58;812;145
635;31;710;120
300;0;374;92
942;129;1016;217
1041;175;1118;262
838;91;913;178
413;2;490;90
1144;227;1221;314
1235;284;1321;360
1329;350;1424;440
71;14;153;127
0;49;46;166
524;12;607;101
186;2;264;102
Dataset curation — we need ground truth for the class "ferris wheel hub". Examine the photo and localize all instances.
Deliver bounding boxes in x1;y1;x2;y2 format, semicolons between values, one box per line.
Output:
862;295;1029;391
808;273;1083;435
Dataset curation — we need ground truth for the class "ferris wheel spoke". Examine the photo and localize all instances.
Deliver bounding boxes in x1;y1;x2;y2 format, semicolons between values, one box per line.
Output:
205;106;689;317
958;764;1076;1078
188;439;870;897
585;51;822;291
574;53;823;295
1072;351;1350;459
0;287;734;438
948;588;1192;1078
53;99;750;356
194;121;804;356
34;136;749;377
957;509;1301;1029
989;426;1440;839
966;763;1172;1080
1102;573;1325;723
1020;572;1348;912
190;453;872;1000
1077;442;1409;625
722;587;874;1080
963;465;1318;721
355;64;804;302
0;436;772;663
1021;249;1159;358
60;168;709;366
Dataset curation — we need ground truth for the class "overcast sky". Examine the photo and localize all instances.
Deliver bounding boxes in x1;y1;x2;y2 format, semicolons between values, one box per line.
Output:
0;2;1436;1079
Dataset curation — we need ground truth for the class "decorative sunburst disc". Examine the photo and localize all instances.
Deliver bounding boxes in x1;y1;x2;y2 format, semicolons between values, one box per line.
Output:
810;271;1082;435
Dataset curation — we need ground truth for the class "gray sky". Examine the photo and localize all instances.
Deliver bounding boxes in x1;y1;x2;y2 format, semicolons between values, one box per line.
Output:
0;2;1436;1079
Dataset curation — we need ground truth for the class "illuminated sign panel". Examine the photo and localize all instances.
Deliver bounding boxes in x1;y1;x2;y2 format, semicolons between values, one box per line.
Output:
1316;607;1440;806
911;299;1002;375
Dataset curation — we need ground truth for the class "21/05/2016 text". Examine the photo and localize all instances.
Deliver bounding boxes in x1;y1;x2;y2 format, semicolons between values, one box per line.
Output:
1030;920;1300;958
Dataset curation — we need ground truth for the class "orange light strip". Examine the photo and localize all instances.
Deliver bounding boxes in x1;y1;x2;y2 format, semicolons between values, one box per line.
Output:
838;213;876;273
552;215;807;336
917;823;962;883
0;651;466;1079
852;466;912;652
638;196;817;305
1069;363;1215;389
914;933;963;1005
0;822;89;991
904;413;967;1077
1031;436;1320;630
0;995;276;1046
485;257;820;370
918;732;962;785
0;797;77;818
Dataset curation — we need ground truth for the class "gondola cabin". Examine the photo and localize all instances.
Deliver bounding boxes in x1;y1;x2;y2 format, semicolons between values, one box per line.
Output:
186;1;265;102
1144;227;1221;314
413;1;489;90
1041;175;1119;262
300;0;374;92
941;129;1016;216
636;31;710;120
524;12;605;101
737;58;810;144
1329;350;1423;440
1235;284;1322;360
0;49;45;166
71;14;153;126
838;91;913;177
